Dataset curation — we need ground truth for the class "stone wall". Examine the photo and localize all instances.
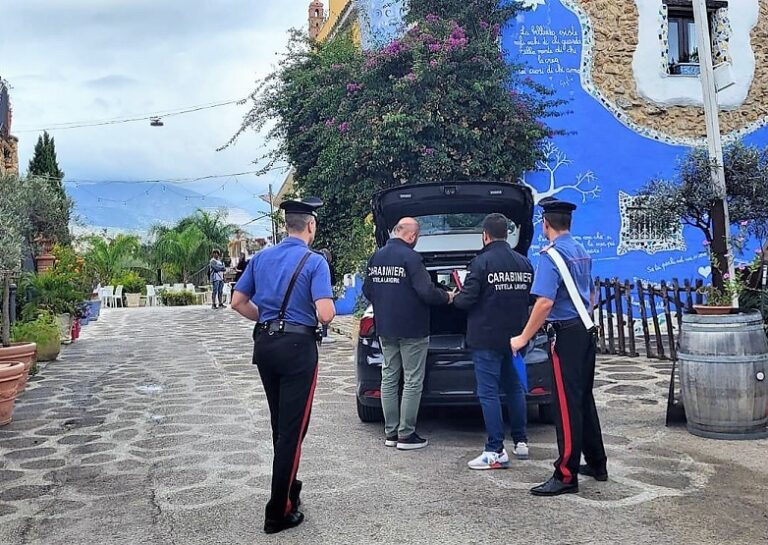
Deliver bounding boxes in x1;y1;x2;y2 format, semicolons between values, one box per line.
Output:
0;135;19;175
577;0;768;142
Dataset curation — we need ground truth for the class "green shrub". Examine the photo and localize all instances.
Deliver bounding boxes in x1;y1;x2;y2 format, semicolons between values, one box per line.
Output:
160;291;195;306
22;271;84;318
12;311;60;347
113;271;145;294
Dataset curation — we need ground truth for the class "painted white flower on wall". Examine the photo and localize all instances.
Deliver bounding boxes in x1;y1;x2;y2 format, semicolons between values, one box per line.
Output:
522;0;547;10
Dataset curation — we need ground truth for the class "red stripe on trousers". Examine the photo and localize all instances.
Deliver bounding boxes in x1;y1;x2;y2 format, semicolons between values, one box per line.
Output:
551;341;573;484
285;363;319;516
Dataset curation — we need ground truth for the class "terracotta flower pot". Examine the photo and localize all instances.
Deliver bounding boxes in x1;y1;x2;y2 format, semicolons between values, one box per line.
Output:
693;305;733;316
0;342;37;392
0;362;25;426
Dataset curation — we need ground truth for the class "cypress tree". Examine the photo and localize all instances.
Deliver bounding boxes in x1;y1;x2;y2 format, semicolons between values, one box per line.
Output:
28;131;65;181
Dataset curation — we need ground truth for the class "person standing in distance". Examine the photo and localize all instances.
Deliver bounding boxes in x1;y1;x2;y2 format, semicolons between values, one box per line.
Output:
209;249;226;309
510;198;607;497
363;217;453;450
453;213;534;469
232;198;335;534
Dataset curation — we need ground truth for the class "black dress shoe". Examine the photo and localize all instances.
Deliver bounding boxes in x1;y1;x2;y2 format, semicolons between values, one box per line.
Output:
530;476;579;496
264;511;305;534
579;464;608;481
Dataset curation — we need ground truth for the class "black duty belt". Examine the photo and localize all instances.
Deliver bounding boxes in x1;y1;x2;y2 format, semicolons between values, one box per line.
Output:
546;318;584;332
257;321;318;337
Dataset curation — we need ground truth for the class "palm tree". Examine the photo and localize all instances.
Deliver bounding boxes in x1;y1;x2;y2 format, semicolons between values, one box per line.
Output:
154;225;207;283
84;234;141;284
178;209;237;258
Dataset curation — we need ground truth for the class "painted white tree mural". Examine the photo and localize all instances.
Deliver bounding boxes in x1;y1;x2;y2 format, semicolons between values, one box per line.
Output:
522;0;547;10
521;142;601;206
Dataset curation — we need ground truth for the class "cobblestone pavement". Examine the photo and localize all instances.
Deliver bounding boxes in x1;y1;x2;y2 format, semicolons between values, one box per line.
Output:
0;308;767;544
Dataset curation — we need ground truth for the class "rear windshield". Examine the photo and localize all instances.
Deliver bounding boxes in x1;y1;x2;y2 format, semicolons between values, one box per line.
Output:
418;213;518;236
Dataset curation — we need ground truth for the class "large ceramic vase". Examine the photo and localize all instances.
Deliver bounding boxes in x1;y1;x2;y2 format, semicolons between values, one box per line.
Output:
0;362;25;425
58;313;73;344
0;342;37;392
86;300;101;321
36;337;60;362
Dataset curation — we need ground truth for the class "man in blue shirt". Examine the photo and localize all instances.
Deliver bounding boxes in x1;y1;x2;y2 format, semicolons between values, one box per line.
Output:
510;198;607;497
209;249;226;309
232;198;335;534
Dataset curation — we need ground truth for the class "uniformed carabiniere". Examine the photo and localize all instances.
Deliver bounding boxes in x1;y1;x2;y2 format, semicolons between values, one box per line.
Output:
510;198;608;496
453;213;534;470
232;198;335;534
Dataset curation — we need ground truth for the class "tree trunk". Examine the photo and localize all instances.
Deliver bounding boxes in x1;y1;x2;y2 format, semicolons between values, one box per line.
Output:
2;274;11;348
710;200;729;291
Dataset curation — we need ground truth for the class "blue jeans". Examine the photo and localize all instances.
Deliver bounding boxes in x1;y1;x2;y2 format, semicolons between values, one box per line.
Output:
473;349;528;452
212;280;224;306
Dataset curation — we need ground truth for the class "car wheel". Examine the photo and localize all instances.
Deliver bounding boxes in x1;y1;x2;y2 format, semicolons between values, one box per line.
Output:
356;397;384;423
538;403;554;424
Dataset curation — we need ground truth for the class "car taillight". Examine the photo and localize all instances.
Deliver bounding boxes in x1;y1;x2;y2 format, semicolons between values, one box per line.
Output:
359;316;375;337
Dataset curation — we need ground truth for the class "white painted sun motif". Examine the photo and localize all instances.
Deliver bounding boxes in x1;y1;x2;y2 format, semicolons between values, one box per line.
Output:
522;0;547;10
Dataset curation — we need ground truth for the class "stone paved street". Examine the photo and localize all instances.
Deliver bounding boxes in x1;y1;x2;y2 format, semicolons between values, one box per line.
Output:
1;307;767;544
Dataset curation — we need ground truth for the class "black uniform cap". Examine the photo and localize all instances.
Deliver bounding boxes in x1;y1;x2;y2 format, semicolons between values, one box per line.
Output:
539;197;577;215
279;197;323;217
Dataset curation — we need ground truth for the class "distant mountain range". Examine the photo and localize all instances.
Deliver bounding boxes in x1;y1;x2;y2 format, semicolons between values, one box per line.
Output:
67;182;265;235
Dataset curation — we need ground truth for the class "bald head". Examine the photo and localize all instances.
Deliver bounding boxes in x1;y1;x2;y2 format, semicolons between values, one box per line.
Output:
393;217;421;247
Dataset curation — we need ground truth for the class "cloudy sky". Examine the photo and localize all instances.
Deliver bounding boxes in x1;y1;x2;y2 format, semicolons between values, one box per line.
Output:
1;0;309;218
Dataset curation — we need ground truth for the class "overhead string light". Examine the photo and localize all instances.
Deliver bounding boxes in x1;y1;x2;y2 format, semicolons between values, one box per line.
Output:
14;97;247;133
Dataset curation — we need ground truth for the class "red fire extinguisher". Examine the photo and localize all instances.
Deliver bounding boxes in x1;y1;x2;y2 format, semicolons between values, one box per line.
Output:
71;319;80;341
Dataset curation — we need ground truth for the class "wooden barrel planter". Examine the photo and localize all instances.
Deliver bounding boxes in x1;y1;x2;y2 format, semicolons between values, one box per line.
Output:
678;312;768;440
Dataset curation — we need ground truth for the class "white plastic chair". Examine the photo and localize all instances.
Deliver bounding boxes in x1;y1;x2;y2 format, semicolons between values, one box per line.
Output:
110;285;124;308
172;283;185;293
222;283;232;304
185;283;196;292
142;285;158;307
101;286;115;307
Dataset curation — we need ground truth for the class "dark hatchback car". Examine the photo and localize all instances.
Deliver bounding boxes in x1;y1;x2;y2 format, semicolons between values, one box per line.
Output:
355;181;552;423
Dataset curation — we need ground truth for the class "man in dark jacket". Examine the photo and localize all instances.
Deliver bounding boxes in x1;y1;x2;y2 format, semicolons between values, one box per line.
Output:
363;217;453;450
453;213;534;469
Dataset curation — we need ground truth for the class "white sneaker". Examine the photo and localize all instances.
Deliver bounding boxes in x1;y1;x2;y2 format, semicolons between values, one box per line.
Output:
513;442;529;460
468;449;510;470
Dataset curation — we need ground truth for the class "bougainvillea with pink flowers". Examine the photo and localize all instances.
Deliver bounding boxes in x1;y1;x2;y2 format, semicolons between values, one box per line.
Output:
229;0;565;276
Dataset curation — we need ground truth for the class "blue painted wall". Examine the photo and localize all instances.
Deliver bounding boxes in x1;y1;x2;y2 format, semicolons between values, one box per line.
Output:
504;1;767;285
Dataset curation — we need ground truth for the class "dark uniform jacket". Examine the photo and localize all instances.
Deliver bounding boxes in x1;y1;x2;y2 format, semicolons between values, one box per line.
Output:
363;238;449;339
453;240;534;352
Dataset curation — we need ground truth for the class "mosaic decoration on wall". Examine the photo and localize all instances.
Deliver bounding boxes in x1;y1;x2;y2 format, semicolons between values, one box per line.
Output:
712;8;732;64
616;191;687;256
659;1;670;74
658;4;731;74
354;0;408;51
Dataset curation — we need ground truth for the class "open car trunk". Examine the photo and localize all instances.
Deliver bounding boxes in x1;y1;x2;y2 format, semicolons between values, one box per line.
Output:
371;181;535;352
428;268;469;351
